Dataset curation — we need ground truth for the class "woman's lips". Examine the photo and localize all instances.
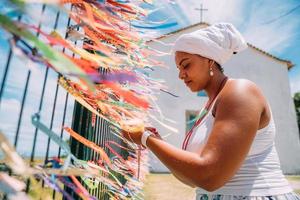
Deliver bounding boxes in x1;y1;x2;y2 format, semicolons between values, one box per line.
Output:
184;80;192;86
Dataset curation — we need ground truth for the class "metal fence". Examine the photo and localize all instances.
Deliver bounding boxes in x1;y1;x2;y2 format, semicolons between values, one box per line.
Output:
0;3;127;199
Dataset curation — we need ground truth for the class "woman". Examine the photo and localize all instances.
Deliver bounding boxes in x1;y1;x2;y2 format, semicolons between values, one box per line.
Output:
122;23;300;199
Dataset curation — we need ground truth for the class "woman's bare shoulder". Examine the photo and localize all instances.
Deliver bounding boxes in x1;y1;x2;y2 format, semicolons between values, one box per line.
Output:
215;78;266;115
222;78;265;100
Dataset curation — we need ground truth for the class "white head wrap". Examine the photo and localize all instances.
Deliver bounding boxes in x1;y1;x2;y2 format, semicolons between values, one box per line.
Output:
172;22;248;65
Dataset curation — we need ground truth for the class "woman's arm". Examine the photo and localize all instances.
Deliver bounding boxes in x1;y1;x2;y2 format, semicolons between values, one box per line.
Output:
123;80;265;191
172;173;196;188
146;136;212;188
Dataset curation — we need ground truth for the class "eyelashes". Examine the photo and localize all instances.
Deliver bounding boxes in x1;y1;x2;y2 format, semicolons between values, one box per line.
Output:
183;63;190;69
177;63;190;72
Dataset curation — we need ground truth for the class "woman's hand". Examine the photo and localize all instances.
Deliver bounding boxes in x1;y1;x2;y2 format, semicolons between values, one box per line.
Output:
145;127;162;139
121;127;161;145
122;129;143;145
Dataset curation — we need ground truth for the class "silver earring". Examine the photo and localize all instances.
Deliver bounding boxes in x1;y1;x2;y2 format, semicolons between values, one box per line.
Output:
210;67;214;76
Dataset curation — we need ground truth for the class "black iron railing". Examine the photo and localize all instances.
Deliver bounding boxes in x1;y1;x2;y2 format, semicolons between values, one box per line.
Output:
0;4;128;200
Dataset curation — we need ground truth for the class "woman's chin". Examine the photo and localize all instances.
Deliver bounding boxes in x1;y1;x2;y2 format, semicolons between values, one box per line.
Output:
186;83;202;92
191;87;204;93
188;86;198;92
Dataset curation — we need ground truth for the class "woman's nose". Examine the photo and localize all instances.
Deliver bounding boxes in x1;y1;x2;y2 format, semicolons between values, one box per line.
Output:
178;70;186;80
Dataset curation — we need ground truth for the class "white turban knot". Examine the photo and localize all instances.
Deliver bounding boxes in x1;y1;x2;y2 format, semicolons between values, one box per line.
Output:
172;22;248;65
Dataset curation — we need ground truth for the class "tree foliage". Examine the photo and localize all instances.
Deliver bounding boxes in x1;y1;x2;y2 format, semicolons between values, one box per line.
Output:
293;92;300;132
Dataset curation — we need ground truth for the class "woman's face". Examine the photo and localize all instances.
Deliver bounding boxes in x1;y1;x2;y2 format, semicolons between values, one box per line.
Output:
175;51;211;92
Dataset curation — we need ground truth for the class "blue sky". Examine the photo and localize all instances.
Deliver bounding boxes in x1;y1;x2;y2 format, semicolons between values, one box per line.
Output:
147;0;300;95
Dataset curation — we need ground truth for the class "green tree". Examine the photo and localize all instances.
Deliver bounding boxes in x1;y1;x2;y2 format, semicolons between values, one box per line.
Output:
294;92;300;132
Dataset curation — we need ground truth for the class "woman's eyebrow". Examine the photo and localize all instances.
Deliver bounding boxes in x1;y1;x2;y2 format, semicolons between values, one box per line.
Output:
179;58;189;66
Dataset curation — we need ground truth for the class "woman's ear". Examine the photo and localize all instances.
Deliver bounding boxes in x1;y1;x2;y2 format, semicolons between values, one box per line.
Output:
208;59;215;67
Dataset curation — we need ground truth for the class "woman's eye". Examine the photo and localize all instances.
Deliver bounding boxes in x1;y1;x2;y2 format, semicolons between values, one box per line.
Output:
184;64;189;69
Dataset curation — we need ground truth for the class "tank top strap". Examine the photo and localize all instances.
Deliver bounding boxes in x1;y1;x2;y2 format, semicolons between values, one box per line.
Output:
206;94;221;117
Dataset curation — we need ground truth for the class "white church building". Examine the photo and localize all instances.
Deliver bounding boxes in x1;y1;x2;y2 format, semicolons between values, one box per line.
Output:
147;22;300;174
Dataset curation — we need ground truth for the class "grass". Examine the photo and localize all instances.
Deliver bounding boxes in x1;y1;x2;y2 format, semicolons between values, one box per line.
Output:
287;176;300;195
286;175;300;181
143;173;300;199
143;173;196;200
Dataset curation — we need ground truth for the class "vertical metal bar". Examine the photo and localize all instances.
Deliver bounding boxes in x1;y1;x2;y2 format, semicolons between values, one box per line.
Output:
56;3;73;151
57;92;69;157
71;102;83;157
57;7;73;158
44;79;59;161
30;4;49;162
14;4;47;149
67;101;81;199
22;4;47;193
95;117;100;161
91;116;97;159
98;123;102;199
83;111;90;159
102;118;107;200
43;23;61;195
14;71;30;147
0;49;13;107
44;19;62;199
30;68;49;162
0;15;22;107
54;94;70;200
90;117;96;197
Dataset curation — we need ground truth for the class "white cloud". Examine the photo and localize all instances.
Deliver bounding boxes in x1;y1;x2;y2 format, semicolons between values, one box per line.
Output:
173;0;299;53
241;1;300;53
0;98;20;113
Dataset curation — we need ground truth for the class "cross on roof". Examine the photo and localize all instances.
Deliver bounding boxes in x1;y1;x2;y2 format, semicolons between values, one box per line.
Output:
195;3;208;23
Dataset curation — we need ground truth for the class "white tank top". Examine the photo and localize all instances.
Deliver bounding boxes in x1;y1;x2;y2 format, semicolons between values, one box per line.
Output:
186;100;292;196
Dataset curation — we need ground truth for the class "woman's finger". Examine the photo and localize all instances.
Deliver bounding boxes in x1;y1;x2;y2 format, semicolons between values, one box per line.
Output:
145;126;157;132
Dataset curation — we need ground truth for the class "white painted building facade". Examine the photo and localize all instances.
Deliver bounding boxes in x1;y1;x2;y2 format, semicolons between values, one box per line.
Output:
147;23;300;174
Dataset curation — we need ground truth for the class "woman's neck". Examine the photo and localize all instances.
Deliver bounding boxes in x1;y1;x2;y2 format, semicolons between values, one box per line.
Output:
204;73;227;101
